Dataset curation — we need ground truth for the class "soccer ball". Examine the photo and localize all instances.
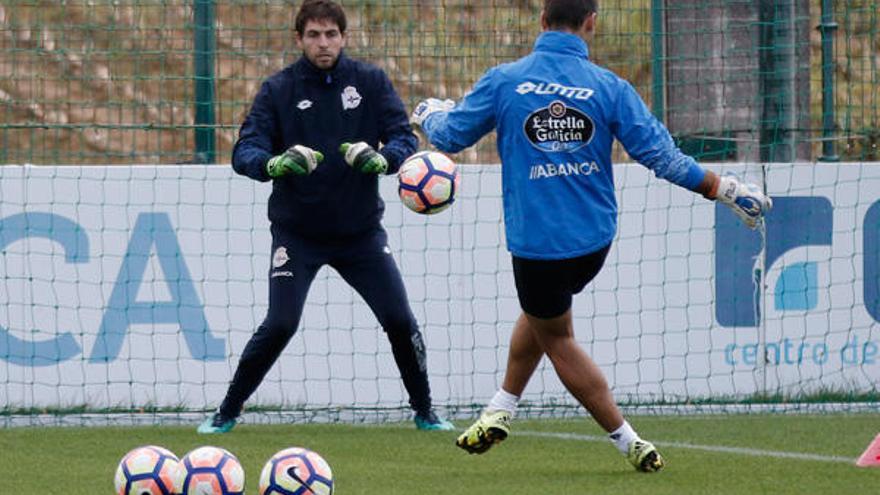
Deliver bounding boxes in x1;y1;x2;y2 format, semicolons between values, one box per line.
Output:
178;446;245;495
259;447;334;495
114;445;182;495
398;151;460;214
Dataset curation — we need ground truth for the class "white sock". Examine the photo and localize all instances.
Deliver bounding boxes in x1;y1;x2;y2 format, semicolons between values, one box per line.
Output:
609;420;640;455
486;388;519;415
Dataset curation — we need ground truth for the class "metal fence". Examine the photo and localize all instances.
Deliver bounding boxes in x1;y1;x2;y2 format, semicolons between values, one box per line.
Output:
1;0;877;164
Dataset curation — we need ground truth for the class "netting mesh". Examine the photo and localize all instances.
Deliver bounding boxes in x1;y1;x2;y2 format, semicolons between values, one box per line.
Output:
1;2;879;423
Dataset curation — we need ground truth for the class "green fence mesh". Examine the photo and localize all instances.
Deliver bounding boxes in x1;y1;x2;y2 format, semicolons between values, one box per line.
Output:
1;0;877;164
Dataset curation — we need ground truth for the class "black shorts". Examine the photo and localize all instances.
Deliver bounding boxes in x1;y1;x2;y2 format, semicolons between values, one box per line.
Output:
512;244;612;319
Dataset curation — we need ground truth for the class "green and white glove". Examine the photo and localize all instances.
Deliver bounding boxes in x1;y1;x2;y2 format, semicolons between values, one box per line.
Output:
340;142;388;175
266;145;324;178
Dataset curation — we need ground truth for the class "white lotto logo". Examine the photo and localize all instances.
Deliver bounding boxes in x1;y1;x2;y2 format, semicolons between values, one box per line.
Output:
515;81;595;100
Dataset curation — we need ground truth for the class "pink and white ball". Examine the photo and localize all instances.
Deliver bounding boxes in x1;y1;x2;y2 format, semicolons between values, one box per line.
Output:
178;446;245;495
398;151;460;214
114;445;182;495
259;447;334;495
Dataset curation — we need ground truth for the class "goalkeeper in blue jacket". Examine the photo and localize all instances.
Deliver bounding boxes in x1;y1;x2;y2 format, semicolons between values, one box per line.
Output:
412;0;772;472
198;0;452;434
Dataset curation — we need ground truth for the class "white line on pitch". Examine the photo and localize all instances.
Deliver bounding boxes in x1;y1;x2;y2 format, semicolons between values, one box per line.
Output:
517;430;856;464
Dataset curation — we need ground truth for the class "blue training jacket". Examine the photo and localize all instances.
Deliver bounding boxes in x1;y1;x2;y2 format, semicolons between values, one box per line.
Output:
422;31;706;260
232;53;417;239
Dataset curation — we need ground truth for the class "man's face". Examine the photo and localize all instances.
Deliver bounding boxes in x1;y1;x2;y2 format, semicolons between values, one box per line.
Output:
296;18;346;70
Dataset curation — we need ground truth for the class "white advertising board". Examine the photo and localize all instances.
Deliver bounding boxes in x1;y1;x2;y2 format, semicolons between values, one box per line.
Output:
0;163;877;411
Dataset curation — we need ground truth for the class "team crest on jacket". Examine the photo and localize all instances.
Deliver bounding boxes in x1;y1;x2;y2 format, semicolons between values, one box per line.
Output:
523;100;594;152
341;86;362;110
272;246;290;268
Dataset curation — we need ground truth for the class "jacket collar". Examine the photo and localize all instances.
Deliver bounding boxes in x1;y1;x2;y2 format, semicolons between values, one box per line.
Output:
534;31;590;59
295;52;349;83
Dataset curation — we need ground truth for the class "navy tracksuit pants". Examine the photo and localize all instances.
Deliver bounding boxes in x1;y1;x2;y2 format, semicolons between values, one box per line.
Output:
218;225;433;418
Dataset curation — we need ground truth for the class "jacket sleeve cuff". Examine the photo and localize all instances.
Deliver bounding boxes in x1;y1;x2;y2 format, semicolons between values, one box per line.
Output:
683;162;707;192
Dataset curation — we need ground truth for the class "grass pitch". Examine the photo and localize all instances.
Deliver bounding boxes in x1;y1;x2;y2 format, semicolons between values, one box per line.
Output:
1;413;876;494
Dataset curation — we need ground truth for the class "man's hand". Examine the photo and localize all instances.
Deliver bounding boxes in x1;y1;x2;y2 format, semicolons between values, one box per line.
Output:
340;142;388;174
715;173;773;229
410;98;455;127
266;145;324;178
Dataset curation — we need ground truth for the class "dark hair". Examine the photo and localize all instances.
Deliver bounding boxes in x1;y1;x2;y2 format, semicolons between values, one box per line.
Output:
544;0;598;31
295;0;347;35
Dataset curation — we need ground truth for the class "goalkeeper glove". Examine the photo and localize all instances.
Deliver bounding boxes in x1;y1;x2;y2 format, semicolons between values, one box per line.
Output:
339;142;388;174
266;145;323;178
410;98;455;127
714;173;773;229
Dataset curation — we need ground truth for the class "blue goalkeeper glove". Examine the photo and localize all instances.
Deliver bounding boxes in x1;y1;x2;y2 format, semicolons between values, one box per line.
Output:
266;145;323;178
715;173;773;229
410;98;455;128
339;142;388;174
